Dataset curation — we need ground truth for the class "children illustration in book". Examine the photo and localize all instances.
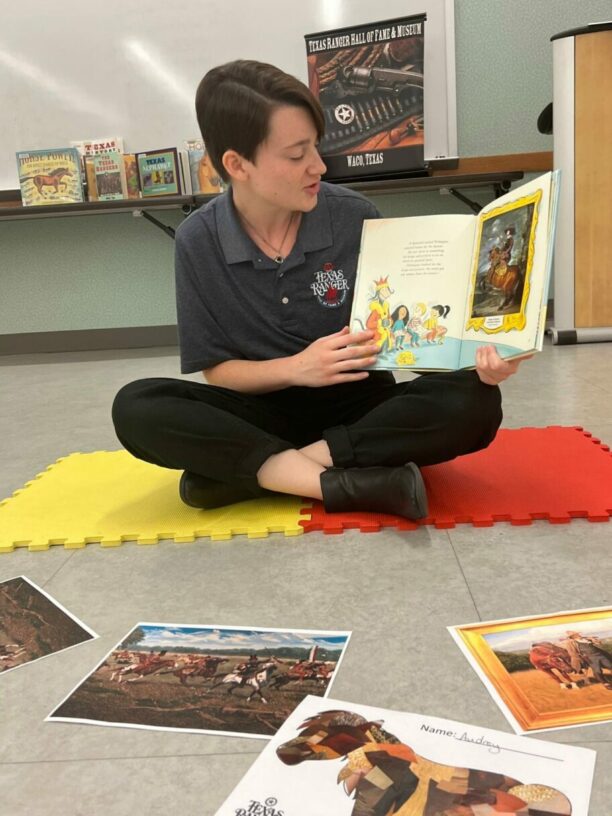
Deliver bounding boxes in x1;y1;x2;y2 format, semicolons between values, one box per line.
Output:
356;288;453;363
390;305;410;349
276;709;572;815
424;304;450;344
407;302;427;347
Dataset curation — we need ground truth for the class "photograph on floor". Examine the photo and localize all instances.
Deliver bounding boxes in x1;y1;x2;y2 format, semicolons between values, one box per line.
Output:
47;623;350;738
449;605;612;733
0;575;97;675
214;695;596;815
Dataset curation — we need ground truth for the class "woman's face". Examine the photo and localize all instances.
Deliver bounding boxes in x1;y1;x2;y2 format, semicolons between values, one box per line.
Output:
240;104;327;213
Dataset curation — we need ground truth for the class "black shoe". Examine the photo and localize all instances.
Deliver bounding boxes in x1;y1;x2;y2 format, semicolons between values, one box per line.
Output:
179;471;266;510
320;463;428;520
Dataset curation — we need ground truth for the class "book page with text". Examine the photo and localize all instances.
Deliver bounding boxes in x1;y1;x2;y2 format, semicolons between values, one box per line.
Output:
351;214;475;371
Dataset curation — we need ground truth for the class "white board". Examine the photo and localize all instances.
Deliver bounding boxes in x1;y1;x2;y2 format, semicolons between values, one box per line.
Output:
1;0;456;189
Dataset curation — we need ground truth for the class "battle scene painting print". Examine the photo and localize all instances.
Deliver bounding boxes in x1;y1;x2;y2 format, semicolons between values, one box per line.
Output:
450;606;612;733
47;623;350;738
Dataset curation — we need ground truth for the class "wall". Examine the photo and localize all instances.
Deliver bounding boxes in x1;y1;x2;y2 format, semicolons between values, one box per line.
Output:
1;0;610;338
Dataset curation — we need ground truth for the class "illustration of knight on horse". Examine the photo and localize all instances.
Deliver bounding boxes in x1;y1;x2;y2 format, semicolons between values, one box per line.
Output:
482;226;522;310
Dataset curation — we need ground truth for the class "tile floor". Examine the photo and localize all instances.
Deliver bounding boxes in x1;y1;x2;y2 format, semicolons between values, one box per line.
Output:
0;339;610;815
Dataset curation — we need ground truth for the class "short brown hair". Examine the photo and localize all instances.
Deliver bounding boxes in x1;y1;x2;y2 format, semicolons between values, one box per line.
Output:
195;60;325;183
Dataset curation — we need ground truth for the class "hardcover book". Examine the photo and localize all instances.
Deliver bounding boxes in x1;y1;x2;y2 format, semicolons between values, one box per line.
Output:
83;155;98;201
123;153;141;199
136;147;182;197
90;151;128;201
305;15;425;181
214;695;595;816
71;137;125;201
350;172;560;371
16;148;84;206
182;139;226;194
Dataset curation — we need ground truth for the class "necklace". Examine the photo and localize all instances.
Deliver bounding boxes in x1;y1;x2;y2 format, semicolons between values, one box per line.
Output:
239;211;296;264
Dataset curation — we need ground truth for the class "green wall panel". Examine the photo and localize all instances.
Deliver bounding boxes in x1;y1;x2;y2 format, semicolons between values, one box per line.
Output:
2;0;610;335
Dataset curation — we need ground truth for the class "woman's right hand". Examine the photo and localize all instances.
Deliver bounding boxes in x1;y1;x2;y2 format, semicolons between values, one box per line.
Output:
289;326;380;387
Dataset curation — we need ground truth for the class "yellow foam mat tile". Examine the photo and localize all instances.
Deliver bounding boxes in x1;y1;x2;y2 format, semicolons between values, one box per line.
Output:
0;451;305;552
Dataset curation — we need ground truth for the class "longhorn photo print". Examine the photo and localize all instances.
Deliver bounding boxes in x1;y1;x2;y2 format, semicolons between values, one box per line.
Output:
47;623;350;738
450;605;612;733
214;695;595;816
0;576;97;675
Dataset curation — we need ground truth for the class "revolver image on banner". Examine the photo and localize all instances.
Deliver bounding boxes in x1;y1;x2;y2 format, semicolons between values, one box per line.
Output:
330;66;424;99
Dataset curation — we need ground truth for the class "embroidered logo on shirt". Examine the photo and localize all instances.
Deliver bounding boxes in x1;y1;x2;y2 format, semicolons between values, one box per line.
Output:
311;262;350;309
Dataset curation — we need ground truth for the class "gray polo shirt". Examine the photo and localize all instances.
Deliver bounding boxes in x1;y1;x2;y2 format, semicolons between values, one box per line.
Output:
174;182;380;374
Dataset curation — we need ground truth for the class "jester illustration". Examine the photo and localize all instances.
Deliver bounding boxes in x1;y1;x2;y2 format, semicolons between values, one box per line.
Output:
367;276;394;352
276;710;571;815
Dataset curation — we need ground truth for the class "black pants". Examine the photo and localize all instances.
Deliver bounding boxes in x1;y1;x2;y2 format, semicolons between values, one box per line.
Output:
111;370;502;496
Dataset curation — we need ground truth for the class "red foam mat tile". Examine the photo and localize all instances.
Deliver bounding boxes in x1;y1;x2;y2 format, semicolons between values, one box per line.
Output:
300;426;612;534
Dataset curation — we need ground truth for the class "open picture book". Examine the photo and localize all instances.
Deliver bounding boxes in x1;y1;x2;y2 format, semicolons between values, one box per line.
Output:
350;171;560;371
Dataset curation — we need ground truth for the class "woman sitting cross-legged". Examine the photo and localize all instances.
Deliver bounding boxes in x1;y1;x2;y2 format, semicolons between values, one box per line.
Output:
112;60;527;521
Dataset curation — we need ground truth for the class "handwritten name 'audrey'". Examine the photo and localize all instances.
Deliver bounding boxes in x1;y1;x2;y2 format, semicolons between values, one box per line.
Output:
420;724;500;754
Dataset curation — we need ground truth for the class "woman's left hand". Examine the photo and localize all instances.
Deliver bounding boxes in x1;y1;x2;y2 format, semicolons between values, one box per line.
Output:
475;345;533;385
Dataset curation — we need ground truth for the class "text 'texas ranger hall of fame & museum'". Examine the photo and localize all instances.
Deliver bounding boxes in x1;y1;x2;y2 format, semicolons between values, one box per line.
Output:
305;15;425;181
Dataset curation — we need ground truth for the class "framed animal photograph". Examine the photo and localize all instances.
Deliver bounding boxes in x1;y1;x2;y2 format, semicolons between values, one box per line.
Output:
449;606;612;733
47;622;350;738
214;695;595;816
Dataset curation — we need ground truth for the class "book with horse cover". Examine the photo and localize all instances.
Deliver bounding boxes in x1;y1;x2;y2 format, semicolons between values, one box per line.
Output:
214;694;595;816
16;147;84;206
350;171;560;371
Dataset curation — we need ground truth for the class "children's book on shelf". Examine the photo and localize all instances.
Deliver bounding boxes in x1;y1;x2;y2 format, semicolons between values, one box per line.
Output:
182;139;226;195
70;137;125;201
350;171;560;371
214;694;595;816
136;147;182;197
87;151;128;201
16;148;84;206
83;156;98;201
123;153;140;199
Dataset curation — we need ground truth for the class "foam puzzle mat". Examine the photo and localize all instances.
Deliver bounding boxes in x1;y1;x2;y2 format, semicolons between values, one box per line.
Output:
299;426;612;533
1;428;610;552
0;451;305;552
